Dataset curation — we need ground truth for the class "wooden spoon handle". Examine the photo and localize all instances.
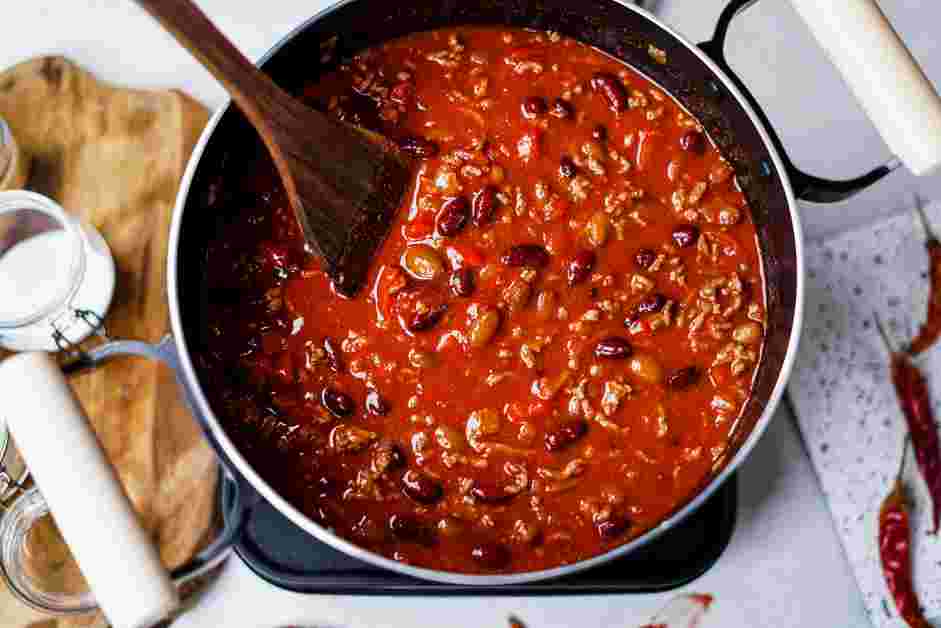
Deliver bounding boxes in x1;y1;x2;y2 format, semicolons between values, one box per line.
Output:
134;0;283;129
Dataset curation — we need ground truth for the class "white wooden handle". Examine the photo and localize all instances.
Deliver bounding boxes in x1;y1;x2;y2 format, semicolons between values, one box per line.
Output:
790;0;941;176
0;353;179;628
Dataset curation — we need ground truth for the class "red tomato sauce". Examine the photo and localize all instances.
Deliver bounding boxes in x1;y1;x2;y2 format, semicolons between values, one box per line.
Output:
196;27;765;574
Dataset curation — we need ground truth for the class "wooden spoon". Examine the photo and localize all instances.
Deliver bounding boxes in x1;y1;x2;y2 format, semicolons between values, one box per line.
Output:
135;0;411;296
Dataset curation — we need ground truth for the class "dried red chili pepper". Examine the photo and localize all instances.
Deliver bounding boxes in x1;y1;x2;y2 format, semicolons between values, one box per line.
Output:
879;439;930;628
876;313;941;533
909;197;941;355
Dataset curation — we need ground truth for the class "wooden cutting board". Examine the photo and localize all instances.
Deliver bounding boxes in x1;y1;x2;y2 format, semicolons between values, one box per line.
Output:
0;56;218;628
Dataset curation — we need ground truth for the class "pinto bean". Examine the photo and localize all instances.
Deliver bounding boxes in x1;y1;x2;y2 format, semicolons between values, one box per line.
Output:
585;212;610;249
402;244;445;281
468;306;502;347
535;289;558;321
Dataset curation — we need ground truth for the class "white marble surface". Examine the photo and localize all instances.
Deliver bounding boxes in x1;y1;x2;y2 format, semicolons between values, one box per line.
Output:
6;0;940;626
791;201;941;627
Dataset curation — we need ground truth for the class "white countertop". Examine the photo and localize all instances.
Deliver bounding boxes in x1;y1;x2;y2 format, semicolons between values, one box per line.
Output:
6;1;940;626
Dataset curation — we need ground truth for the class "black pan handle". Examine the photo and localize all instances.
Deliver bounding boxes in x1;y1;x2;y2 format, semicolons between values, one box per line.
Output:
698;0;901;203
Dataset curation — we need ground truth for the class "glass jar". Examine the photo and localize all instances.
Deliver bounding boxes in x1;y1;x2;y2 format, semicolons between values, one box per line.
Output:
0;191;115;351
0;116;29;191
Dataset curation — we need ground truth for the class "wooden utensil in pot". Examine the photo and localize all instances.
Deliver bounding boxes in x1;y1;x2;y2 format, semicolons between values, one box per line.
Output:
134;0;411;296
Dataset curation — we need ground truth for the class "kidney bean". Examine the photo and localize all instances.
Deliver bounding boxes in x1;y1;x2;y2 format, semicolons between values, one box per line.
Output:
402;470;444;504
592;124;608;142
437;196;470;236
549;98;574;119
322;387;354;417
634;248;657;269
679;130;706;154
595;336;633;359
566;250;596;286
636;293;666;315
671;224;700;248
389;514;436;545
545;419;588;452
471;482;516;503
396;287;448;333
472;185;498;226
372;441;405;471
502;244;550;268
397;135;439;158
667;366;700;390
590;73;628;113
597;514;631;539
521;96;548;118
365;390;390;416
559;156;577;179
449;268;476;297
471;542;511;569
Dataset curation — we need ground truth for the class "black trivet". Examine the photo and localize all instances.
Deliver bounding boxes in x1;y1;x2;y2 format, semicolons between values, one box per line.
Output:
228;474;737;595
